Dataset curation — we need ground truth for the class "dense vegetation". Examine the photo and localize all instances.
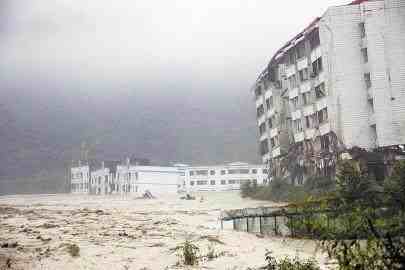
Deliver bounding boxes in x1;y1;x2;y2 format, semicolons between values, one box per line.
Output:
241;160;405;269
240;175;335;202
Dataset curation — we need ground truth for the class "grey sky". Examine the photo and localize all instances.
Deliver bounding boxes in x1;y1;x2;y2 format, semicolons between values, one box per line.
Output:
2;0;349;91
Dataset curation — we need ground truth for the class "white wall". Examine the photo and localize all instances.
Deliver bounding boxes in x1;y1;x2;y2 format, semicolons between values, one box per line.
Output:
135;166;180;195
320;4;375;149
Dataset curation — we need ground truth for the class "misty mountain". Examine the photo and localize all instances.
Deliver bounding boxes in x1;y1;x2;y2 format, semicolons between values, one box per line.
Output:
0;73;260;193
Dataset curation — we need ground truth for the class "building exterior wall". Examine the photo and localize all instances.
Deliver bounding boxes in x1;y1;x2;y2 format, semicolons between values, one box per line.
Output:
183;163;268;192
252;0;405;182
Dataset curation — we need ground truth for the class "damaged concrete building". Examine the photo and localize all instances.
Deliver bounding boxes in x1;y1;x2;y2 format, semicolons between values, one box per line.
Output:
253;0;405;183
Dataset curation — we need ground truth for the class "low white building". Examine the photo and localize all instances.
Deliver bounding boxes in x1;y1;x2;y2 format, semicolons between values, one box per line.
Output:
183;162;268;193
70;164;90;194
116;162;180;195
71;160;268;195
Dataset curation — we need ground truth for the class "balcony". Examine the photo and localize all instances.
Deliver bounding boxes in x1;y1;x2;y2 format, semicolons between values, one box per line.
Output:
272;147;281;158
291;109;302;121
305;128;316;140
267;108;276;118
255;97;263;108
300;81;311;93
262;153;271;163
310;46;322;62
359;36;367;49
369;113;376;126
303;104;314;116
257;114;266;125
315;97;327;111
259;132;268;142
313;71;325;85
367;88;373;100
286;64;296;77
270;127;278;138
289;87;299;99
264;89;272;99
294;131;305;142
319;121;331;135
297;57;308;71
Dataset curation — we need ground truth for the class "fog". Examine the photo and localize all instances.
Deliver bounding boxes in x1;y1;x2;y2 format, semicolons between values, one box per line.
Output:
0;0;348;193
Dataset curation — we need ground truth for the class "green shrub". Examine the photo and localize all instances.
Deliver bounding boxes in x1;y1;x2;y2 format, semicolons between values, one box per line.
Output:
264;250;320;270
66;243;80;257
174;240;199;266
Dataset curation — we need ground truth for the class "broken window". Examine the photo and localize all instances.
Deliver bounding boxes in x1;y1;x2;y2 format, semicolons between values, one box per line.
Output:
361;48;368;63
260;139;269;155
291;96;299;110
318;107;328;124
287;50;296;65
309;29;320;50
259;122;266;135
270;136;279;148
302;91;311;105
266;96;274;110
297;41;306;59
311;57;323;77
268;118;273;129
299;68;309;82
359;22;366;38
320;135;330;150
289;74;298;89
196;170;208;176
315;83;326;99
228;169;249;174
305;116;311;128
364;73;372;89
256;104;264;118
255;85;262;99
294;119;303;132
196;180;208;185
368;98;375;113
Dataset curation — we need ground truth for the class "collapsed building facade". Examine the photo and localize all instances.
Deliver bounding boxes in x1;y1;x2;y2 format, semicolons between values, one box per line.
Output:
253;0;405;183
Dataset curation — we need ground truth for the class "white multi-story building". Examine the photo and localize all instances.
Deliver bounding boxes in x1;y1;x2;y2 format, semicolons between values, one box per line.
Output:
71;160;267;194
183;162;268;192
253;0;405;183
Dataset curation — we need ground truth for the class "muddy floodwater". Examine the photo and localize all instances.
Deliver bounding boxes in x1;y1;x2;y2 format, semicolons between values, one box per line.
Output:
0;192;332;269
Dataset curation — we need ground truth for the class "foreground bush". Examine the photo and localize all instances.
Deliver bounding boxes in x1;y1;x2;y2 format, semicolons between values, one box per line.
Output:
174;240;199;266
264;250;320;270
318;160;405;270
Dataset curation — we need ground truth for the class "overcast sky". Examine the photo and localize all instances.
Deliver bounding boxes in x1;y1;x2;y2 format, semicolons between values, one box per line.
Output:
1;0;350;92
